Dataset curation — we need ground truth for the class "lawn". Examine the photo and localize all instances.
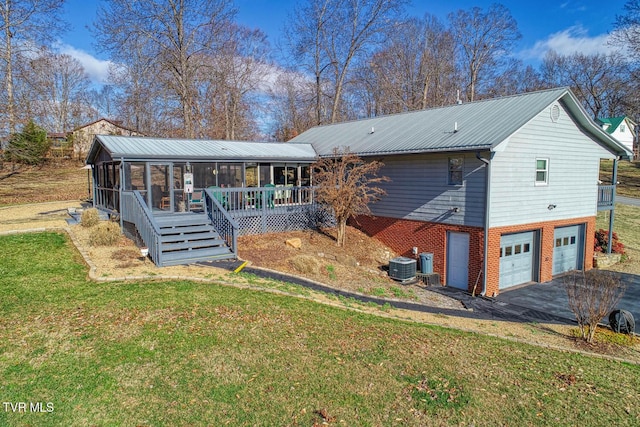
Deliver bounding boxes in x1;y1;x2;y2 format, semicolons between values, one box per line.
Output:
600;160;640;198
1;232;639;426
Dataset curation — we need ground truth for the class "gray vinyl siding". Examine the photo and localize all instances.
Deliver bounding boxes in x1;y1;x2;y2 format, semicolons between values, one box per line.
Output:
370;153;486;227
489;102;615;228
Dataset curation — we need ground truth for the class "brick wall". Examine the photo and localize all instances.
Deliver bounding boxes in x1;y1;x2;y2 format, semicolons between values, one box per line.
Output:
353;214;596;297
485;216;596;297
351;215;484;290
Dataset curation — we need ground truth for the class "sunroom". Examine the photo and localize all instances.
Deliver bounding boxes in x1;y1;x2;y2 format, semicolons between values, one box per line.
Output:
85;135;329;266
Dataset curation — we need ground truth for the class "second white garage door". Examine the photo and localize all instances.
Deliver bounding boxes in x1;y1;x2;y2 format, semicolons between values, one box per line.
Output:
499;231;536;289
552;225;583;275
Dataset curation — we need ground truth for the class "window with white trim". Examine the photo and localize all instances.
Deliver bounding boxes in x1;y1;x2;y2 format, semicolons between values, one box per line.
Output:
535;158;548;185
448;157;463;185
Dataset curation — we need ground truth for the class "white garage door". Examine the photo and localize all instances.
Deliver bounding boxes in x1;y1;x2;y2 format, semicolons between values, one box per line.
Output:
553;225;582;275
500;231;535;289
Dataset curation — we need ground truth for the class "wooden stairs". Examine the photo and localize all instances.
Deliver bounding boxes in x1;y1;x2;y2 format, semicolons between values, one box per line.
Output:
155;213;235;266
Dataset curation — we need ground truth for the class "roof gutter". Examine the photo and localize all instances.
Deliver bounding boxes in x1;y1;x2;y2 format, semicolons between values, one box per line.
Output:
476;151;491;297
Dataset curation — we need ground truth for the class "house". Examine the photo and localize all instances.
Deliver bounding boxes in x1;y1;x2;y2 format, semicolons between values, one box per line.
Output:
597;116;637;159
290;87;632;297
86;87;631;297
72;118;142;160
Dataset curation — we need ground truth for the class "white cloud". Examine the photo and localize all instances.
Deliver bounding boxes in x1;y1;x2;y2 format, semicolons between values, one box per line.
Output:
520;25;619;61
53;42;114;85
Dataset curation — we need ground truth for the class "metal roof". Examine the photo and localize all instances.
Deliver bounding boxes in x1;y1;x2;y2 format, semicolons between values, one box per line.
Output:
290;87;633;159
87;135;317;163
86;88;632;164
598;116;624;132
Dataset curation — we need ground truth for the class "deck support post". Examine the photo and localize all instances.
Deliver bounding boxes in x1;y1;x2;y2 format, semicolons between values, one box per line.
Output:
607;158;618;255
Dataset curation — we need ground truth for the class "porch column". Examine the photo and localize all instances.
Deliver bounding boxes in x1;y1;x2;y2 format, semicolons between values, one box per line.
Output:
607;158;618;254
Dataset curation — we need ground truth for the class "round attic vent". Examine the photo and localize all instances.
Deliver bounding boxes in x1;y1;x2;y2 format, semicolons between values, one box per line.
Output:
550;104;560;122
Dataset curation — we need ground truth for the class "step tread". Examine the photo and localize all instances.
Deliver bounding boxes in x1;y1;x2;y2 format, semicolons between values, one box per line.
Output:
158;220;212;229
160;232;220;243
162;239;226;251
160;247;233;264
160;225;218;236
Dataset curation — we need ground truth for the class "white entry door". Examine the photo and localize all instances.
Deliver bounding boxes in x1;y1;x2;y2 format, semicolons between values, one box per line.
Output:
447;232;469;290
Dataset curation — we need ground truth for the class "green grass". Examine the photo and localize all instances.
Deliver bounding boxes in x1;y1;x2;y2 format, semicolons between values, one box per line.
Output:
597;203;640;254
1;232;640;426
600;160;640;198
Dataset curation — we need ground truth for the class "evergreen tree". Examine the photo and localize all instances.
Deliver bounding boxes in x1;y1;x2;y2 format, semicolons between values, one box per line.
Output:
4;120;50;165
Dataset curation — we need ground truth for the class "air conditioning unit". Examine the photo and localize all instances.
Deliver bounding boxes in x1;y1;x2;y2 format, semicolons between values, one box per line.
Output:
389;257;417;282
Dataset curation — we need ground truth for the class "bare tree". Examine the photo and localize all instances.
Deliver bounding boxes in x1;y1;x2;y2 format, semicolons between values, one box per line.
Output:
612;0;640;58
484;60;547;98
95;0;236;138
107;43;165;136
354;15;457;116
205;24;270;140
28;52;93;133
89;84;117;119
285;0;407;124
448;4;521;102
0;0;65;135
540;50;631;119
313;148;389;247
268;70;316;141
564;270;625;343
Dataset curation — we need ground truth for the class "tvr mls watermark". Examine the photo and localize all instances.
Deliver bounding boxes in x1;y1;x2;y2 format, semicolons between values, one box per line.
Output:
3;402;54;413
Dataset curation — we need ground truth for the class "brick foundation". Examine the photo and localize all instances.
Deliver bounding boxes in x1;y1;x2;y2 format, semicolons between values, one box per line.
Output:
353;215;596;297
485;216;595;297
351;216;484;290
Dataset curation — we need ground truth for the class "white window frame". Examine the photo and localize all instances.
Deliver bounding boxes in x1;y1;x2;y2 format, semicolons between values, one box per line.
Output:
535;158;549;186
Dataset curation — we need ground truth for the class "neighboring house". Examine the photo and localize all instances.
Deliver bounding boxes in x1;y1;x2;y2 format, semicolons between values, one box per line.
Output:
72;118;142;160
597;116;637;160
291;87;632;297
86;87;631;297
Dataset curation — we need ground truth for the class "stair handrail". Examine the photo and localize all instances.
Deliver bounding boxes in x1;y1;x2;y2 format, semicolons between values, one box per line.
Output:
203;187;239;257
130;190;163;265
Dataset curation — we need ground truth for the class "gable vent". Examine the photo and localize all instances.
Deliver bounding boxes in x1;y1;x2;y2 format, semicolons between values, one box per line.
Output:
550;104;560;123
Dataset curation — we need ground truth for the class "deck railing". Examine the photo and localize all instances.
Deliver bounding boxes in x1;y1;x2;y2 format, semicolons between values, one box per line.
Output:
202;185;315;215
597;184;616;210
122;191;163;265
203;188;239;256
94;186;121;212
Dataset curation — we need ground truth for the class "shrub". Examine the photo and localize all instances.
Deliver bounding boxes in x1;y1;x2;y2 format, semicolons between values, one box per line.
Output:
89;221;121;246
81;208;101;227
594;228;625;255
564;270;626;343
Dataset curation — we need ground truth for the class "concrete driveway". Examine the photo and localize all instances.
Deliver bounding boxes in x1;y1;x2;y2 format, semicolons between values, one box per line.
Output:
496;272;640;326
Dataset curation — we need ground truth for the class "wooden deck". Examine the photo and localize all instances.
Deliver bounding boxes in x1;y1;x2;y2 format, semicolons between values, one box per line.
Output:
115;187;333;267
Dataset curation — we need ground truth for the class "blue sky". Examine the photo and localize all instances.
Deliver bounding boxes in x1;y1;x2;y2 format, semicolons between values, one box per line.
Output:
59;0;626;84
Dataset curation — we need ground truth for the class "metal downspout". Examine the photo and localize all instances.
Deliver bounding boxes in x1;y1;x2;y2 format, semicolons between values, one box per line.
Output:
607;158;619;254
476;152;491;296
